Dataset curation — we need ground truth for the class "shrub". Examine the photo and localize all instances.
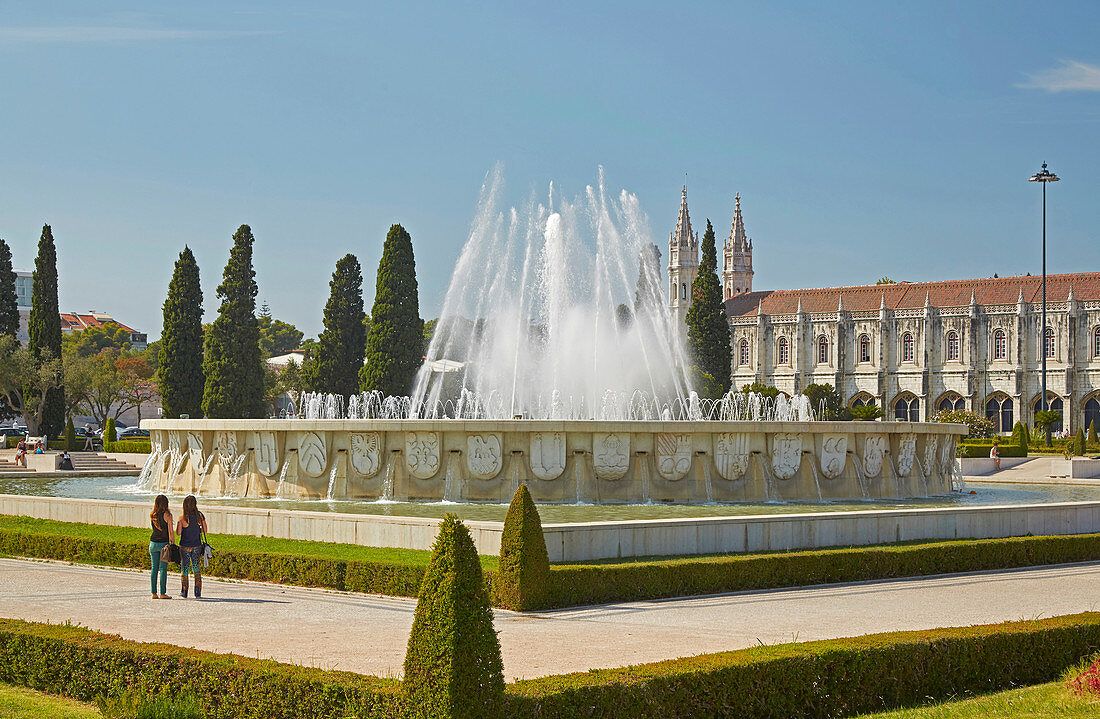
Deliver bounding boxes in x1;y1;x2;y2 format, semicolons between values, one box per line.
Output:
932;409;994;438
849;405;883;421
1090;420;1098;447
104;417;117;444
495;484;550;611
1010;421;1029;456
64;416;76;452
403;514;504;719
97;691;204;719
1066;653;1100;697
104;439;152;454
956;442;1027;458
1073;428;1087;456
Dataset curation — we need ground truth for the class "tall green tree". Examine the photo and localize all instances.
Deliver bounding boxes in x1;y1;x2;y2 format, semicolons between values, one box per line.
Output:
304;254;366;396
28;225;64;436
685;219;732;398
362;224;423;396
0;238;18;339
158;247;204;418
202;225;265;418
256;314;303;357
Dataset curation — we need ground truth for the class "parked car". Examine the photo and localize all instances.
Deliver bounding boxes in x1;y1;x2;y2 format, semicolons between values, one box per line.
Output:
116;427;149;439
0;427;27;438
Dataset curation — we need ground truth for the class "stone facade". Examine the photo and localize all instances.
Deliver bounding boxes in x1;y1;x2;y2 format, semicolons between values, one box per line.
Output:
666;191;1100;433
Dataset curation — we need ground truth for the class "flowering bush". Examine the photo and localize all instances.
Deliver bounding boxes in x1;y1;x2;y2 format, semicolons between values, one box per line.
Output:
1067;654;1100;696
931;408;995;438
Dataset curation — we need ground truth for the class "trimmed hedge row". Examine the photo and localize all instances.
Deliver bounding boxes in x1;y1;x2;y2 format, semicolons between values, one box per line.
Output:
507;613;1100;718
957;441;1027;458
2;614;1100;718
103;439;152;453
3;524;1100;610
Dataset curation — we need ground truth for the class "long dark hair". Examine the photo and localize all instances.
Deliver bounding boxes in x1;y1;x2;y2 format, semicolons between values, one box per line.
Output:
182;494;201;525
150;494;169;528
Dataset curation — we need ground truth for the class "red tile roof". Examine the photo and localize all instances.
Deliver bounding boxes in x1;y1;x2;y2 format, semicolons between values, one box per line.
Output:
724;272;1100;316
60;313;138;334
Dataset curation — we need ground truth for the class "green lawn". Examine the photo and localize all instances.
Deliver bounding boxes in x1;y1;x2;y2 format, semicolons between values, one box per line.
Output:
0;683;99;718
858;681;1100;718
0;514;498;570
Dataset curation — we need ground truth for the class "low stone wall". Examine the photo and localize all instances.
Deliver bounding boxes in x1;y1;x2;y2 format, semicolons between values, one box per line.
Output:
1051;458;1100;479
141;419;966;503
959;457;1033;476
2;494;1097;562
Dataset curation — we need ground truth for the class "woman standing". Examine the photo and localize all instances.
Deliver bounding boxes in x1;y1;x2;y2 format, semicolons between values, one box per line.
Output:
176;495;208;598
149;495;175;599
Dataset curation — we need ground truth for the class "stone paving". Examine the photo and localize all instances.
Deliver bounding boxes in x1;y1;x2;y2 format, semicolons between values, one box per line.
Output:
1;557;1097;680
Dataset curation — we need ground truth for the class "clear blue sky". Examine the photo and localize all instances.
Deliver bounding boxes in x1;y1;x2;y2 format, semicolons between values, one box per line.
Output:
1;2;1098;340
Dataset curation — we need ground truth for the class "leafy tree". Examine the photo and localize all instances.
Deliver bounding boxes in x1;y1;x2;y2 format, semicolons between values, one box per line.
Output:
876;277;897;285
1034;410;1061;448
803;383;845;420
0;336;62;435
77;349;148;429
422;317;437;355
28;224;65;436
303;254;365;396
496;484;550;611
403;514;504;719
159;247;204;418
932;408;995;439
685;220;731;399
850;404;884;421
202;225;265;418
256;313;304;358
740;382;780;400
62;323;133;358
362;224;423;396
633;243;663;316
0;238;18;339
264;359;302;416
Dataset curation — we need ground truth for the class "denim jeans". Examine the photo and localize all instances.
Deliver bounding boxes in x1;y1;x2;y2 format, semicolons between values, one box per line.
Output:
149;541;168;595
180;545;203;577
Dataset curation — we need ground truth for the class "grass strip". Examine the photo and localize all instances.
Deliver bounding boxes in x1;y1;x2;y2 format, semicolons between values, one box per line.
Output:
855;680;1100;718
0;682;99;718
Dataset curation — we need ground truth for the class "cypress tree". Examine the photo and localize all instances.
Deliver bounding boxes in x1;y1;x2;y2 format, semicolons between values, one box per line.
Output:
65;416;76;452
202;225;265;419
403;514;504;719
0;238;18;339
362;224;423;396
1073;427;1087;456
158;247;205;418
28;224;65;436
685;219;732;398
305;254;366;397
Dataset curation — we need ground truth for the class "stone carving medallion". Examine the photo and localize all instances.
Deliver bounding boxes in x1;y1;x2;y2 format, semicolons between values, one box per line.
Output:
214;431;237;462
297;432;328;478
921;435;937;475
713;433;751;480
770;433;803;480
593;433;630;480
253;431;280;477
466;434;502;480
819;434;848;479
862;435;887;478
349;432;381;477
187;432;204;472
405;432;441;480
655;433;692;481
530;432;566;481
896;433;917;478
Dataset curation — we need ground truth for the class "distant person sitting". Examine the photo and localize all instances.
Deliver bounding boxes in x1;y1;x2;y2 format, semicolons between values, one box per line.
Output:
58;452;74;471
83;424;95;451
33;444;43;455
15;439;27;467
989;439;1000;471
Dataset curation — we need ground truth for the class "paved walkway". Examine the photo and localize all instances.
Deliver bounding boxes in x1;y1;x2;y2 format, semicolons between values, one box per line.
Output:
1;558;1098;680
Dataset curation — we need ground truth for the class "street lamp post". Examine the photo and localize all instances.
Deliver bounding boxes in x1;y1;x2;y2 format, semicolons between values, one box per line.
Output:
1028;162;1059;422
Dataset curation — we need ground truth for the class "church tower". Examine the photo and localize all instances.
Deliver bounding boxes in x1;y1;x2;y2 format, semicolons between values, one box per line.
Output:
722;193;753;299
668;186;698;340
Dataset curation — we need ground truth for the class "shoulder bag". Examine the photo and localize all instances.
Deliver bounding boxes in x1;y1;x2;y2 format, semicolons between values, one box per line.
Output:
159;543;181;564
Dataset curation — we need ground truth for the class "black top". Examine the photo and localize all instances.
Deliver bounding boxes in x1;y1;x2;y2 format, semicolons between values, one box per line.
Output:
150;515;169;543
180;513;203;547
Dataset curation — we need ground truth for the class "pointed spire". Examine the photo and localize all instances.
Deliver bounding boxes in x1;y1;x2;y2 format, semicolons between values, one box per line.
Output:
880;292;886;309
727;193;748;251
796;296;803;314
1018;287;1025;304
758;297;765;316
970;289;977;305
1068;284;1075;302
838;294;844;311
924;291;931;308
672;185;694;248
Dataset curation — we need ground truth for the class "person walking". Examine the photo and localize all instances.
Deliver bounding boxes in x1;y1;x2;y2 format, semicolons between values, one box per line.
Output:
82;424;94;451
176;495;208;598
149;495;176;599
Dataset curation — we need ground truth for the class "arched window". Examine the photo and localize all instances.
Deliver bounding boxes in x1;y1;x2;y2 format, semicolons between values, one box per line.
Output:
1085;397;1100;433
993;329;1007;360
1094;327;1100;358
777;337;789;365
902;332;915;362
1033;394;1064;433
985;395;1014;433
946;331;959;361
1044;327;1056;359
937;393;965;412
817;335;829;364
859;334;871;363
894;393;919;422
738;338;750;366
680;283;687;300
851;393;876;408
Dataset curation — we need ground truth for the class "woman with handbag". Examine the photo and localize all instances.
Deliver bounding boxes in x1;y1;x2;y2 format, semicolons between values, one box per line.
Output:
176;495;208;598
149;495;176;599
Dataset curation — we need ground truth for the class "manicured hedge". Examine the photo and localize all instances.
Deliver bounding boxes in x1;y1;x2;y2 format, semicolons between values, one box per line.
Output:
2;614;1100;718
2;522;1099;610
103;439;151;453
957;441;1027;458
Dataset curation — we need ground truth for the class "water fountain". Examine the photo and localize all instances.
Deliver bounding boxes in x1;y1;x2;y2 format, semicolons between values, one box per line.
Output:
144;169;965;503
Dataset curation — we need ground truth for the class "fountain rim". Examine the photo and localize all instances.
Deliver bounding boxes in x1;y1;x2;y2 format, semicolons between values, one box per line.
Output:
143;418;967;435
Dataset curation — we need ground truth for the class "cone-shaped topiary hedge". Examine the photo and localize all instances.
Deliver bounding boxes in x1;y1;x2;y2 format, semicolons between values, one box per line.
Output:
104;417;116;444
403;514;503;719
1089;421;1098;448
1073;427;1087;456
64;416;76;452
496;484;550;611
1010;421;1029;456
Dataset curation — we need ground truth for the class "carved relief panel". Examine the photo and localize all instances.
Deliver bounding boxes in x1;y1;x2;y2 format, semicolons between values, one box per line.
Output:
714;433;751;480
770;433;803;480
405;432;441;480
530;432;566;481
593;433;630;480
253;431;281;477
349;432;381;478
655;433;692;481
862;435;887;478
298;432;328;478
819;434;848;479
921;435;938;475
896;433;917;477
187;432;205;472
466;434;502;480
938;436;955;475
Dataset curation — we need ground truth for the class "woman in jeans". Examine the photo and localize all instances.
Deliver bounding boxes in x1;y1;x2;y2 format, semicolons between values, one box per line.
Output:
149;494;176;599
176;495;208;598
